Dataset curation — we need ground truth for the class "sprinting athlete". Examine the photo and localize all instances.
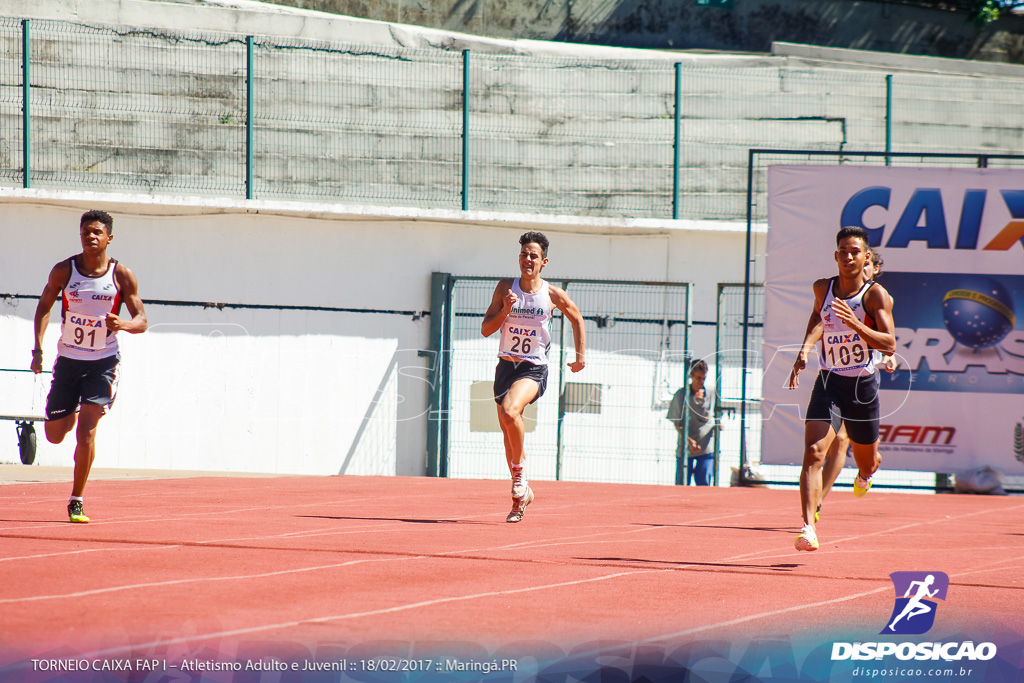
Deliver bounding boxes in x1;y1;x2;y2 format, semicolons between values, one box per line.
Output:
816;250;898;521
788;226;895;551
481;232;586;523
32;210;148;523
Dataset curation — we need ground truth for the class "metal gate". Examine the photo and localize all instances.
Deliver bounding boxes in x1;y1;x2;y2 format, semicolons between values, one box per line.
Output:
715;283;764;485
427;274;691;485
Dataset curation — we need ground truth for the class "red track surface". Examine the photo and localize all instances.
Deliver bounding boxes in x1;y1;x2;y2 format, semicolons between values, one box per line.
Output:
1;475;1022;674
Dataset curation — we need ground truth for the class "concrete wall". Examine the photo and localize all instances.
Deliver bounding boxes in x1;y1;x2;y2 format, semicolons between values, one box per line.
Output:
0;191;750;476
4;0;1024;225
246;0;1024;62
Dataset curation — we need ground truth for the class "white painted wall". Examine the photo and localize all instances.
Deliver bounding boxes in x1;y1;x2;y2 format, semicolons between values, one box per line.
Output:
0;191;753;475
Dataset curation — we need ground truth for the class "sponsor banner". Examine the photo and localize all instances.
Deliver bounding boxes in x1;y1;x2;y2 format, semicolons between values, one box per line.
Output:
763;166;1024;473
2;633;1019;683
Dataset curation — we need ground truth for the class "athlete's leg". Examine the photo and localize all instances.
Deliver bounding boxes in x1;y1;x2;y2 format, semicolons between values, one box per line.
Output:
849;439;881;483
845;374;881;495
819;422;849;506
800;420;835;528
44;413;77;444
71;403;105;498
496;378;540;472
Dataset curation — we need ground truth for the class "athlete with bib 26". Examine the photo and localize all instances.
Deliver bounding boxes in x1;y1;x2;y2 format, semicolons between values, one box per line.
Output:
481;232;586;523
787;226;895;551
31;210;148;523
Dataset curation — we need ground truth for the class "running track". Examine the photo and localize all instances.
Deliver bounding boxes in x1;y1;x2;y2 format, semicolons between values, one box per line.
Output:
1;473;1022;681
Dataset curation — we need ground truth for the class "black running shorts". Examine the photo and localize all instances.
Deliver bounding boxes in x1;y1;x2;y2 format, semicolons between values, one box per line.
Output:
45;354;121;421
805;370;880;445
493;358;548;405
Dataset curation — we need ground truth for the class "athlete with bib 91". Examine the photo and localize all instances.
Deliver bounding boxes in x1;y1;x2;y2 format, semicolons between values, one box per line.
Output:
31;210;148;524
481;232;586;523
787;226;895;551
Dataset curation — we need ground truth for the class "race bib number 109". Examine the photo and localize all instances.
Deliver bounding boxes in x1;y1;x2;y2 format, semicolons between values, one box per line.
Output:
824;335;868;370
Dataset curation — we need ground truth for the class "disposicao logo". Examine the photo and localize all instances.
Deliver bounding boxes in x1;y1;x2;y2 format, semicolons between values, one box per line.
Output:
831;571;998;662
882;571;948;635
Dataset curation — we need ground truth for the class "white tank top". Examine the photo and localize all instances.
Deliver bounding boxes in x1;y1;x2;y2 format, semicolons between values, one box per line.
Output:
498;278;552;366
818;277;877;377
58;257;123;361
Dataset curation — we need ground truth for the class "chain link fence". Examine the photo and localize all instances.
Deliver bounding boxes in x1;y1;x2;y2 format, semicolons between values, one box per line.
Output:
5;16;1024;219
443;276;690;486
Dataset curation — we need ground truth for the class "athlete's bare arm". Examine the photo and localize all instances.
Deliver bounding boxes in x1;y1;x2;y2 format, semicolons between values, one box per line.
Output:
788;278;830;389
31;260;72;374
549;284;586;372
832;284;895;355
481;278;516;338
108;264;148;334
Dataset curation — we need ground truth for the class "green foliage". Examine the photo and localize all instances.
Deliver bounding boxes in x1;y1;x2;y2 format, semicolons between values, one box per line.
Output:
908;0;1024;27
973;0;1003;26
963;0;1024;26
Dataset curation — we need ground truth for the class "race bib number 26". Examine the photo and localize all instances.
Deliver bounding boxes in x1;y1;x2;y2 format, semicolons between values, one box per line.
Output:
62;313;107;350
501;325;540;357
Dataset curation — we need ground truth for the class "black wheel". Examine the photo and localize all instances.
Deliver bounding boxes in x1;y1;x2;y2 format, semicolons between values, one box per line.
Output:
17;422;36;465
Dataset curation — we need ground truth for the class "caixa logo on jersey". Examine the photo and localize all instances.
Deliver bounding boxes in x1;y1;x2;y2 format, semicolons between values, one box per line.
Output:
831;571;998;662
841;187;1024;251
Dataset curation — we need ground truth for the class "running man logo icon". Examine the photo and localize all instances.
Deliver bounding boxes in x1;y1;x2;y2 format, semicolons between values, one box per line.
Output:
881;571;950;635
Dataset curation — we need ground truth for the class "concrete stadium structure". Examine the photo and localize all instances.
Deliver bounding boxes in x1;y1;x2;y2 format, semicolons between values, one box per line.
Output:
0;0;1020;485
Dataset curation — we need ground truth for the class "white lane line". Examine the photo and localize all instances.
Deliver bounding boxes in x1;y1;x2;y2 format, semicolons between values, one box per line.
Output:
0;544;179;564
721;501;1024;562
75;568;664;660
575;583;891;659
0;555;423;605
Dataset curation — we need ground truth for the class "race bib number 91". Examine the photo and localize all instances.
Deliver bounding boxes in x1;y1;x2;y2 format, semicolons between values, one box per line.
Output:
62;313;107;350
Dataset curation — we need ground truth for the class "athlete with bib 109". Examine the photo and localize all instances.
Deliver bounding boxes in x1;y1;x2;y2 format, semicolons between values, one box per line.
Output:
787;226;895;551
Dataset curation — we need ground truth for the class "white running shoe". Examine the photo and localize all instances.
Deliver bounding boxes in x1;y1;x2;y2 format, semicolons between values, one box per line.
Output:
506;485;534;523
511;468;527;499
794;524;819;551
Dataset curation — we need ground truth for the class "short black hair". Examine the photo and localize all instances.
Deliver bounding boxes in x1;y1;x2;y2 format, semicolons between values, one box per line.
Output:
836;225;869;249
871;249;884;276
690;359;708;375
81;209;114;235
520;231;549;257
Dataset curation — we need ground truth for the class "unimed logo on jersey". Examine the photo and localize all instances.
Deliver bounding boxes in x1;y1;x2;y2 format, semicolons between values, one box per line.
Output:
881;571;948;635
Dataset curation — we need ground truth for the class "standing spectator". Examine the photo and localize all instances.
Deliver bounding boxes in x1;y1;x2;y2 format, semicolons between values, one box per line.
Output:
667;359;718;486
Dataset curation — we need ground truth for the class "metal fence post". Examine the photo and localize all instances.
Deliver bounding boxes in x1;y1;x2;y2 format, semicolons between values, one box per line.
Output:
739;149;756;482
246;36;254;200
885;74;893;166
554;281;569;480
22;19;30;189
426;272;453;477
462;49;470;211
673;63;682;219
683;284;693;483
